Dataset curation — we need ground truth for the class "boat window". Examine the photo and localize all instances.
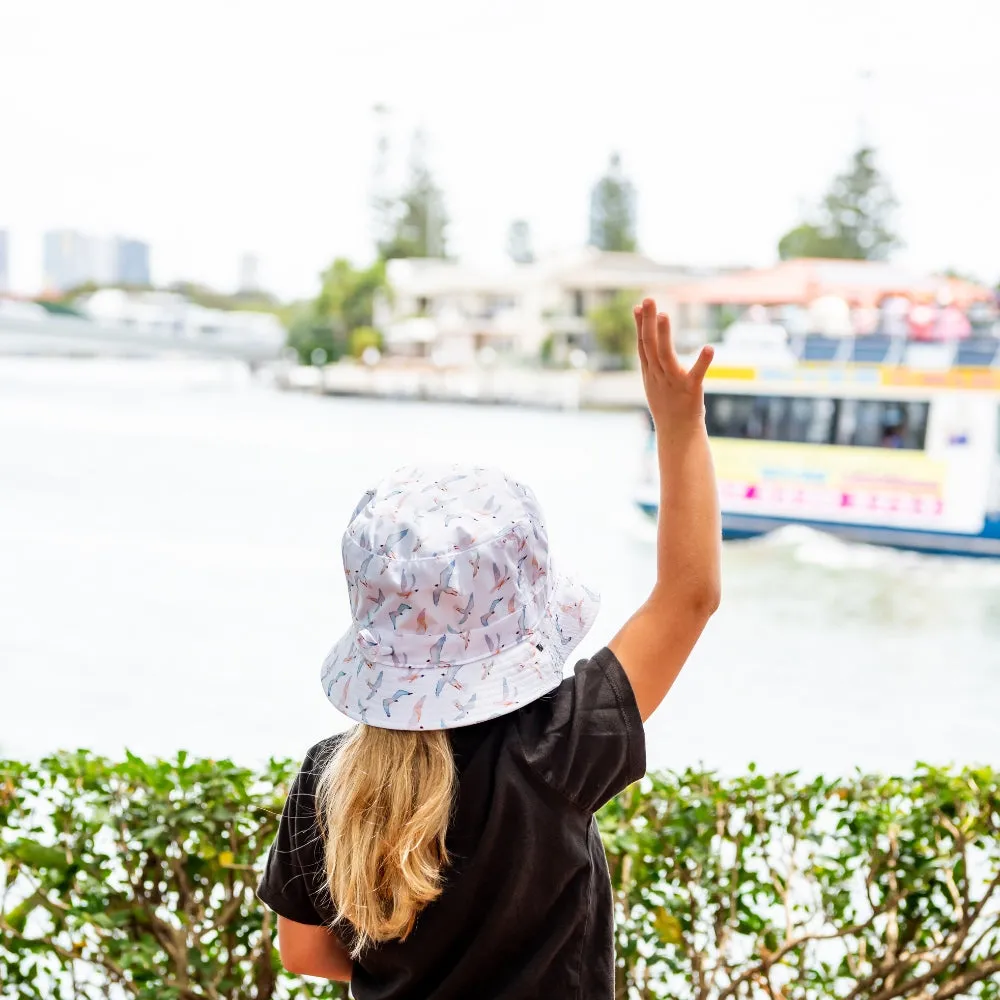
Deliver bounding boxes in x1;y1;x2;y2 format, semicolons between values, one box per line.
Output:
705;394;757;439
835;399;885;447
835;399;929;449
750;396;836;443
750;396;788;440
705;393;929;450
706;394;836;444
902;402;930;449
792;396;837;444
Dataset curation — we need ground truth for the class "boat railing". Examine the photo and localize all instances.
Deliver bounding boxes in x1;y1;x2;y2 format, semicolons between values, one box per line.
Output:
789;333;1000;369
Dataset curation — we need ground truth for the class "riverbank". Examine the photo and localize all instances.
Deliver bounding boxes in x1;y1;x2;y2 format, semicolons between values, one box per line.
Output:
274;360;647;410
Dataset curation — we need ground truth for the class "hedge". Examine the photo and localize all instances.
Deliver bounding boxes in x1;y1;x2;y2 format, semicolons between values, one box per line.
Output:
1;753;997;999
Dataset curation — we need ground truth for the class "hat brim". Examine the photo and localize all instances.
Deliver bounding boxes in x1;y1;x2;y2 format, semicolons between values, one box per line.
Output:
320;570;600;730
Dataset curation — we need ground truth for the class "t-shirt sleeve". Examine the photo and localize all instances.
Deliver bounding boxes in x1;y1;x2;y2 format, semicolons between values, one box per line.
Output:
515;647;646;813
256;744;330;926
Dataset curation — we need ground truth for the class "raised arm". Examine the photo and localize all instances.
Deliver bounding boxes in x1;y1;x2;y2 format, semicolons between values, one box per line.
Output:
608;298;721;721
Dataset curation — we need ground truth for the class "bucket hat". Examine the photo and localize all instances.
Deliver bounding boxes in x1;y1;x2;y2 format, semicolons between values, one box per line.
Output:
320;463;600;730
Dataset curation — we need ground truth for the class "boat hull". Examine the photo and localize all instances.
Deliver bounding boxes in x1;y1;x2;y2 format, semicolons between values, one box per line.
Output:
634;502;1000;559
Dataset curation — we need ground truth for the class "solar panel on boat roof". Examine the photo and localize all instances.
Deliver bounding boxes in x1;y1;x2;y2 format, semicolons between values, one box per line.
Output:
849;335;893;364
954;338;1000;367
801;334;842;361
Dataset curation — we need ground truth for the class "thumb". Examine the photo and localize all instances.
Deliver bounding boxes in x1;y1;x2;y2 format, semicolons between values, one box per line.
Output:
688;344;715;384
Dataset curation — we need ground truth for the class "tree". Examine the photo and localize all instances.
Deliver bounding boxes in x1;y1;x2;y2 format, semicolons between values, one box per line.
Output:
378;130;449;260
776;223;845;261
589;152;638;253
589;291;638;362
370;103;395;258
166;280;280;312
506;219;534;264
348;326;383;359
288;258;387;365
778;146;901;261
314;258;386;331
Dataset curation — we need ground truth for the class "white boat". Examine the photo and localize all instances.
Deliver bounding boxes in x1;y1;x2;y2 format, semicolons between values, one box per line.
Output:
635;332;1000;558
0;289;287;365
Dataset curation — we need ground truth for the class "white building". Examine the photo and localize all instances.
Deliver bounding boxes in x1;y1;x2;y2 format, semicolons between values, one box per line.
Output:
238;253;262;294
43;230;94;292
376;258;532;366
376;248;724;365
43;230;152;291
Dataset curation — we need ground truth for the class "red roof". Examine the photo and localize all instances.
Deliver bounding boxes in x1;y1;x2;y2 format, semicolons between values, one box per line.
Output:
671;258;994;308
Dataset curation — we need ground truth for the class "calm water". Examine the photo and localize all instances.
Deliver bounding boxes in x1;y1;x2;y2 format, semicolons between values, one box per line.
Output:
2;358;999;776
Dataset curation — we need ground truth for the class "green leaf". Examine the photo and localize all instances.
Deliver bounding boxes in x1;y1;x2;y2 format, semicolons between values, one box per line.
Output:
4;892;43;934
7;839;70;870
653;910;684;946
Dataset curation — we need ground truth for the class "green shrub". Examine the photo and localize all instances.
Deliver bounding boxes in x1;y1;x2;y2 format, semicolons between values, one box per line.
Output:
601;766;1000;999
0;752;348;1000
348;326;382;360
539;333;555;366
1;754;997;999
286;314;347;366
589;290;639;363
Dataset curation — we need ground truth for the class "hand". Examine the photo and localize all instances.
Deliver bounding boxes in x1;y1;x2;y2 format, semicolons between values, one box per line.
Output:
634;298;713;431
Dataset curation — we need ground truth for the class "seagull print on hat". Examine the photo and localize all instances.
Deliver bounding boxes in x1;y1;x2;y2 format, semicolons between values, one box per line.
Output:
382;689;412;718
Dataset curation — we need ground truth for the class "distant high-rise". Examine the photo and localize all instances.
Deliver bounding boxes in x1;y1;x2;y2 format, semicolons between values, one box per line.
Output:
43;231;151;291
91;236;119;286
238;252;261;293
0;229;9;293
116;238;151;286
43;230;94;292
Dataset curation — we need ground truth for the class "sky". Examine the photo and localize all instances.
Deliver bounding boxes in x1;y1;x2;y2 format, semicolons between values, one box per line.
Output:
2;0;998;299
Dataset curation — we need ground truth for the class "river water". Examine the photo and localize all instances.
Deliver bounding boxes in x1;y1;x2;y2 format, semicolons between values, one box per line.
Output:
2;358;998;777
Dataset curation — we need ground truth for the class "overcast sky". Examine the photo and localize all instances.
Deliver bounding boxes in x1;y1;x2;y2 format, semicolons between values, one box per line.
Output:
2;0;998;298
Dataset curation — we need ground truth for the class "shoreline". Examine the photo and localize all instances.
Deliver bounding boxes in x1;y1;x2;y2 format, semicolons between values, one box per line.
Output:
274;361;647;412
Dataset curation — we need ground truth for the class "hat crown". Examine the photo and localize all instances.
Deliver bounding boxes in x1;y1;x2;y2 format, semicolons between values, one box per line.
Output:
342;465;552;668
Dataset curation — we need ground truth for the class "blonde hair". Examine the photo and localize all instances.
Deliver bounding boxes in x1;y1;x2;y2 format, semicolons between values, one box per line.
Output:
315;725;456;957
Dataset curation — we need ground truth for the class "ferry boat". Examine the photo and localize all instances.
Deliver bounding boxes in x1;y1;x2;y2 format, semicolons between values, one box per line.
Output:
635;331;1000;558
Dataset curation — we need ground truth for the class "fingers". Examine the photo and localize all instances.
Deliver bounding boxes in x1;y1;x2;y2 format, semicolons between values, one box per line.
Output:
655;310;679;372
640;298;659;371
634;305;648;369
688;344;715;384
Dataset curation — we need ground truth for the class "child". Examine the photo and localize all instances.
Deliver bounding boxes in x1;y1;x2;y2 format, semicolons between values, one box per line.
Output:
257;299;721;998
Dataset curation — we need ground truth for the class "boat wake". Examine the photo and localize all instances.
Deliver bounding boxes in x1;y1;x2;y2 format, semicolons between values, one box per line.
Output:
627;501;1000;586
747;524;1000;585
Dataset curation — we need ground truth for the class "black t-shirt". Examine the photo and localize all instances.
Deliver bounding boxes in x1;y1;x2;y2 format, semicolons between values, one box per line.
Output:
257;647;646;1000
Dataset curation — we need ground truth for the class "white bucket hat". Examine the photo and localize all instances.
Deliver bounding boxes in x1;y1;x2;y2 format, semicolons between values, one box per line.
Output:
321;463;600;730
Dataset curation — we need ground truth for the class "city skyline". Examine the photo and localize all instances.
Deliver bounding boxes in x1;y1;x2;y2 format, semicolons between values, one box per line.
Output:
2;1;998;299
0;227;267;298
41;229;151;293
